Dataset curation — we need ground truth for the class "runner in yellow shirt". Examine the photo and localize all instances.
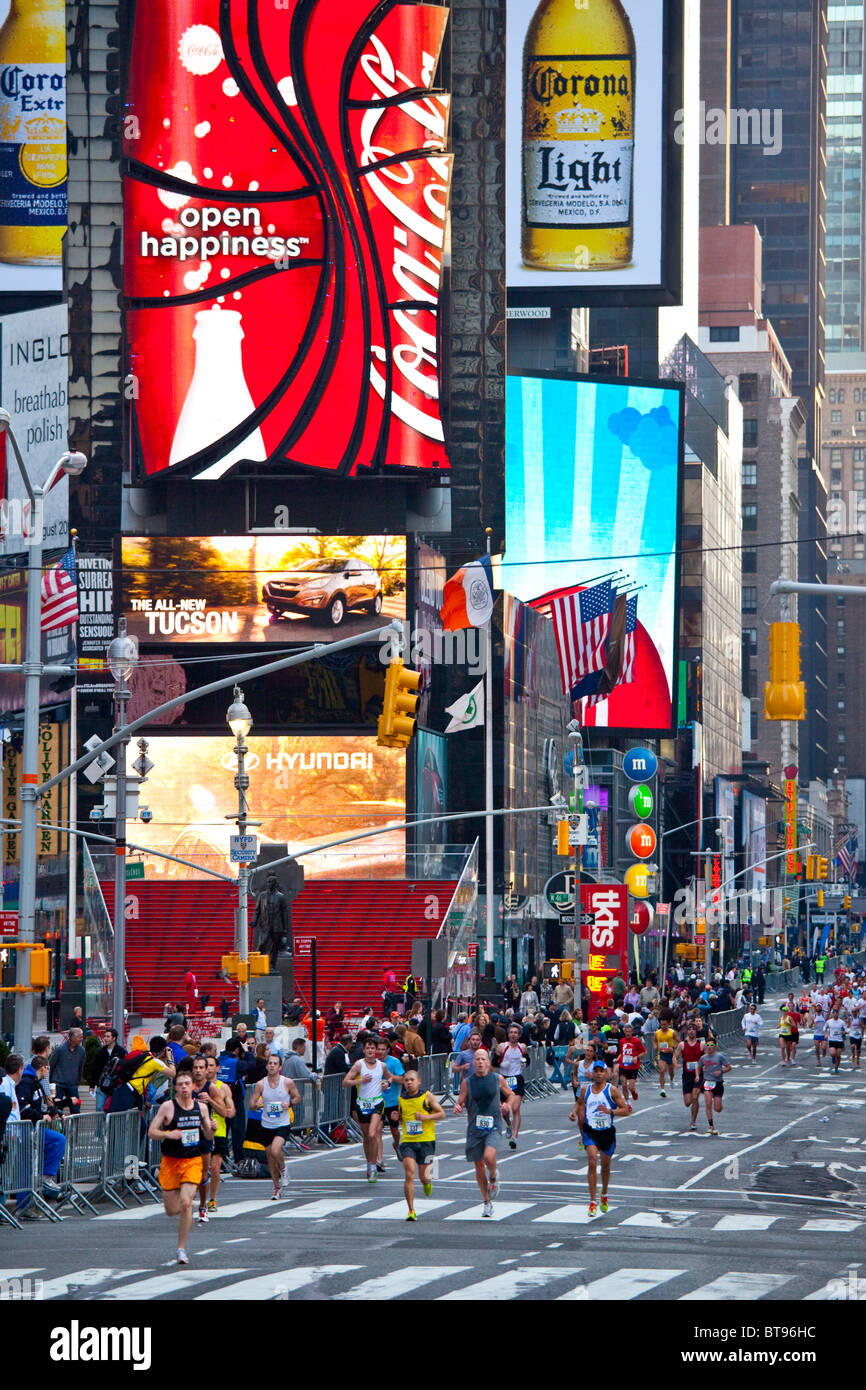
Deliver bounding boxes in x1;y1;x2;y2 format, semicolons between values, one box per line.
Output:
398;1069;445;1221
655;1022;678;1098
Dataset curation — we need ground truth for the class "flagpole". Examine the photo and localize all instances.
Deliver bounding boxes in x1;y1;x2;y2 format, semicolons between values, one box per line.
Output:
67;530;78;960
484;529;495;978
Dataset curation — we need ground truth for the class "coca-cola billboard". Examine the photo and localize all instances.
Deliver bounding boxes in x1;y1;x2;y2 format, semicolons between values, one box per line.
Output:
122;0;452;481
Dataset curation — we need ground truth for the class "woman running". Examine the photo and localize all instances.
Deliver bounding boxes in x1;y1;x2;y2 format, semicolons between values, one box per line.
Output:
655;1019;678;1098
812;1009;827;1067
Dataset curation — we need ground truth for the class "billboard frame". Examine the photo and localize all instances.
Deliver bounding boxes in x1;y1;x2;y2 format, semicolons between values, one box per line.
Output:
505;0;684;310
505;363;685;738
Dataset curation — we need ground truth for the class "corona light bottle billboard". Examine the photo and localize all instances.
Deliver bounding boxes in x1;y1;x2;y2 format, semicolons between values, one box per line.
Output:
521;0;635;271
0;0;67;267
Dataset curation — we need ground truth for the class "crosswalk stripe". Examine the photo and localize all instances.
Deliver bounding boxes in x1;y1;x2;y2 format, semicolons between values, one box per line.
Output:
804;1271;859;1300
0;1268;41;1280
561;1268;687;1300
439;1267;581;1300
97;1268;247;1299
359;1199;455;1219
532;1204;601;1225
268;1198;373;1220
619;1211;697;1228
336;1266;472;1300
200;1200;278;1220
196;1264;362;1300
96;1205;165;1222
447;1201;535;1222
680;1272;790;1300
802;1219;862;1233
42;1269;149;1300
713;1214;778;1232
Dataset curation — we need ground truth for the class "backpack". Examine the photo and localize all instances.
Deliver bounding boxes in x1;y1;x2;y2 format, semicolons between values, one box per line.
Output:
97;1052;125;1095
116;1049;150;1086
217;1055;240;1086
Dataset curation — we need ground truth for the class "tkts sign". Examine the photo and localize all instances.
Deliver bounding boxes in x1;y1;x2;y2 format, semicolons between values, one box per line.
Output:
122;0;452;481
580;884;627;1019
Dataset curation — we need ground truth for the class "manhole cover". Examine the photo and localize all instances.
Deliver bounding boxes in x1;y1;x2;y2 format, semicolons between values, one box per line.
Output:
753;1162;855;1198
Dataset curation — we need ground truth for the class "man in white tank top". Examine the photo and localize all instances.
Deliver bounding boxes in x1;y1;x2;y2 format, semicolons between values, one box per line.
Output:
343;1037;401;1183
250;1054;301;1199
494;1023;528;1149
569;1060;630;1218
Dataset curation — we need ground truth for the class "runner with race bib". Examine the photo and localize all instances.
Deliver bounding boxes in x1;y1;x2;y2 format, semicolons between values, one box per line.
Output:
453;1049;517;1217
494;1023;529;1149
698;1038;732;1136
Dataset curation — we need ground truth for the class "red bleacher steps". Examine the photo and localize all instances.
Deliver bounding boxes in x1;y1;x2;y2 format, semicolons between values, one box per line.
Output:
101;879;455;1017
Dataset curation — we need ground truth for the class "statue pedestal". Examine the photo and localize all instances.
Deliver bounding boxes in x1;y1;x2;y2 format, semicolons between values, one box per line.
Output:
274;953;294;1005
253;974;284;1029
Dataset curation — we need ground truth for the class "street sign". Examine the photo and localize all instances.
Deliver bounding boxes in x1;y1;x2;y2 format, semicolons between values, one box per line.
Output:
230;834;258;863
568;813;588;846
125;861;145;880
295;936;315;958
0;911;18;937
468;941;478;960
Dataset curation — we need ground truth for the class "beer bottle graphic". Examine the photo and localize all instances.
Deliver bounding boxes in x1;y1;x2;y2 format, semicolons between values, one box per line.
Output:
0;0;67;267
521;0;634;271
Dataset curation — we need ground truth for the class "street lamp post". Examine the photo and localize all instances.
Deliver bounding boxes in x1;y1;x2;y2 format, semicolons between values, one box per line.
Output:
227;687;253;1016
3;407;87;1055
107;619;138;1038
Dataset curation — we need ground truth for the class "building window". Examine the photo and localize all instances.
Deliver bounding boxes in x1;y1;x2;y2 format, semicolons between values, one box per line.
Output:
839;389;846;404
743;419;758;448
837;620;846;634
838;672;846;686
743;546;757;573
839;729;846;742
839;753;847;766
857;410;866;423
743;462;757;486
739;374;758;402
838;700;846;711
750;708;758;741
837;595;846;607
743;505;758;531
838;646;847;657
831;449;843;463
710;326;740;342
856;390;862;403
856;470;865;487
742;586;758;612
830;388;837;403
743;627;758;651
832;410;842;423
855;448;865;462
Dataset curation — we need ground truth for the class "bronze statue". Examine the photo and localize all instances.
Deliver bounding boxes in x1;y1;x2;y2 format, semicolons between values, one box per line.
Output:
251;871;291;970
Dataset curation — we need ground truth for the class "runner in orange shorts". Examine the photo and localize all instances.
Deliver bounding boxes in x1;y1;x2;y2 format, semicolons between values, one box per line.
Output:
148;1062;214;1264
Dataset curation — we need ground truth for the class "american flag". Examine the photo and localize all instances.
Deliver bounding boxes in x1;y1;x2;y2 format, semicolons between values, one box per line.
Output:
837;835;858;882
41;547;78;631
549;581;612;697
588;593;638;706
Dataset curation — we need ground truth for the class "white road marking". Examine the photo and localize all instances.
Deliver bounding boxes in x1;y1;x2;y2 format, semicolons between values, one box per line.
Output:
532;1204;605;1225
802;1218;862;1232
447;1201;535;1222
42;1269;151;1299
196;1264;361;1299
680;1271;791;1300
268;1197;373;1219
359;1199;455;1219
619;1210;697;1228
96;1205;165;1221
677;1106;831;1190
97;1268;247;1299
336;1265;471;1299
713;1213;779;1231
439;1266;582;1300
561;1268;687;1300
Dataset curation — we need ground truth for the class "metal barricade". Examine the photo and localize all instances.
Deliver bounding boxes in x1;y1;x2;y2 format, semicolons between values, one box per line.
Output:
427;1053;452;1104
287;1078;318;1150
0;1120;33;1229
315;1073;362;1146
90;1108;150;1208
415;1056;435;1095
533;1044;558;1096
53;1113;103;1216
30;1120;64;1223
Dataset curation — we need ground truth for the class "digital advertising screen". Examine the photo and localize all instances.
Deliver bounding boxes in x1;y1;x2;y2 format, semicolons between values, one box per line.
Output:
127;734;406;880
505;0;681;305
414;727;448;875
0;304;69;559
504;370;683;734
0;0;66;296
122;0;452;481
121;534;406;645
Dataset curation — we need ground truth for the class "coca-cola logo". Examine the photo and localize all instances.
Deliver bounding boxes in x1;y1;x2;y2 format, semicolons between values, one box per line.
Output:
178;25;223;77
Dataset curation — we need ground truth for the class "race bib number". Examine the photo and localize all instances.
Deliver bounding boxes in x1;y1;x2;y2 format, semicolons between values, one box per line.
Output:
703;1081;716;1092
506;1076;519;1091
359;1097;380;1115
475;1114;494;1131
686;1060;699;1072
181;1127;198;1147
405;1120;423;1136
266;1101;282;1119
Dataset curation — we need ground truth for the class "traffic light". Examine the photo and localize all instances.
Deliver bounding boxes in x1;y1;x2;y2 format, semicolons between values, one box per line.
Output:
29;948;51;991
817;889;824;908
845;895;852;911
805;855;829;881
556;820;570;856
764;622;806;721
377;658;421;748
249;952;270;977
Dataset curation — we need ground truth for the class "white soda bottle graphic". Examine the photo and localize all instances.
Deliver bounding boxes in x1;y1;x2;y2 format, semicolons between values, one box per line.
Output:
169;305;267;478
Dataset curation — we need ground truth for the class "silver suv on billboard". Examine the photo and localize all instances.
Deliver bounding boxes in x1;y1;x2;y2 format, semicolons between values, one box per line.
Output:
262;558;383;627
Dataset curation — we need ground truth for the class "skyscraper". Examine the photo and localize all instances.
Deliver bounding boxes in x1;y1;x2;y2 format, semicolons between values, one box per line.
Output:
826;2;865;355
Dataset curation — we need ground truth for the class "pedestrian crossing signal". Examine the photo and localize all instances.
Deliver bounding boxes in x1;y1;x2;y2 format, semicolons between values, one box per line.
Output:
377;659;421;748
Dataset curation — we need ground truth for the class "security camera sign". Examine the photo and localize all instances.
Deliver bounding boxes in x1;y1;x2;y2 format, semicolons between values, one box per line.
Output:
230;834;258;863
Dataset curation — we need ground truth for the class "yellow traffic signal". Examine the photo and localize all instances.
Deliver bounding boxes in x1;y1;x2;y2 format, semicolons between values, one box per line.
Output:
805;856;814;881
29;947;51;990
845;895;852;910
377;658;421;748
249;952;270;977
557;820;570;856
221;952;239;978
817;889;824;908
764;622;805;721
816;856;828;881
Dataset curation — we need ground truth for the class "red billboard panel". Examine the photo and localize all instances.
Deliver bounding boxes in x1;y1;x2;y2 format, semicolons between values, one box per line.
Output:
122;0;451;481
580;883;627;1019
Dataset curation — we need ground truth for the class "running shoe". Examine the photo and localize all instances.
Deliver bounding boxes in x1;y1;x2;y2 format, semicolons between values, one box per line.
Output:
633;1088;639;1099
708;1125;718;1136
660;1089;666;1097
406;1210;417;1221
422;1181;433;1197
197;1207;208;1224
271;1186;281;1200
509;1138;517;1150
600;1197;609;1214
207;1200;218;1212
177;1248;189;1265
588;1202;598;1218
482;1201;493;1217
689;1122;696;1131
367;1167;378;1184
376;1163;386;1174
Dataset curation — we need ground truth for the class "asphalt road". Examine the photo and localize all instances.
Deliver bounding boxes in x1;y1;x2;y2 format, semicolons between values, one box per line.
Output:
6;1020;866;1302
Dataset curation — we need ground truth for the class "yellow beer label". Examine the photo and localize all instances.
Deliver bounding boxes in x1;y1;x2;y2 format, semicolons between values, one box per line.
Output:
523;56;634;229
0;62;67;226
